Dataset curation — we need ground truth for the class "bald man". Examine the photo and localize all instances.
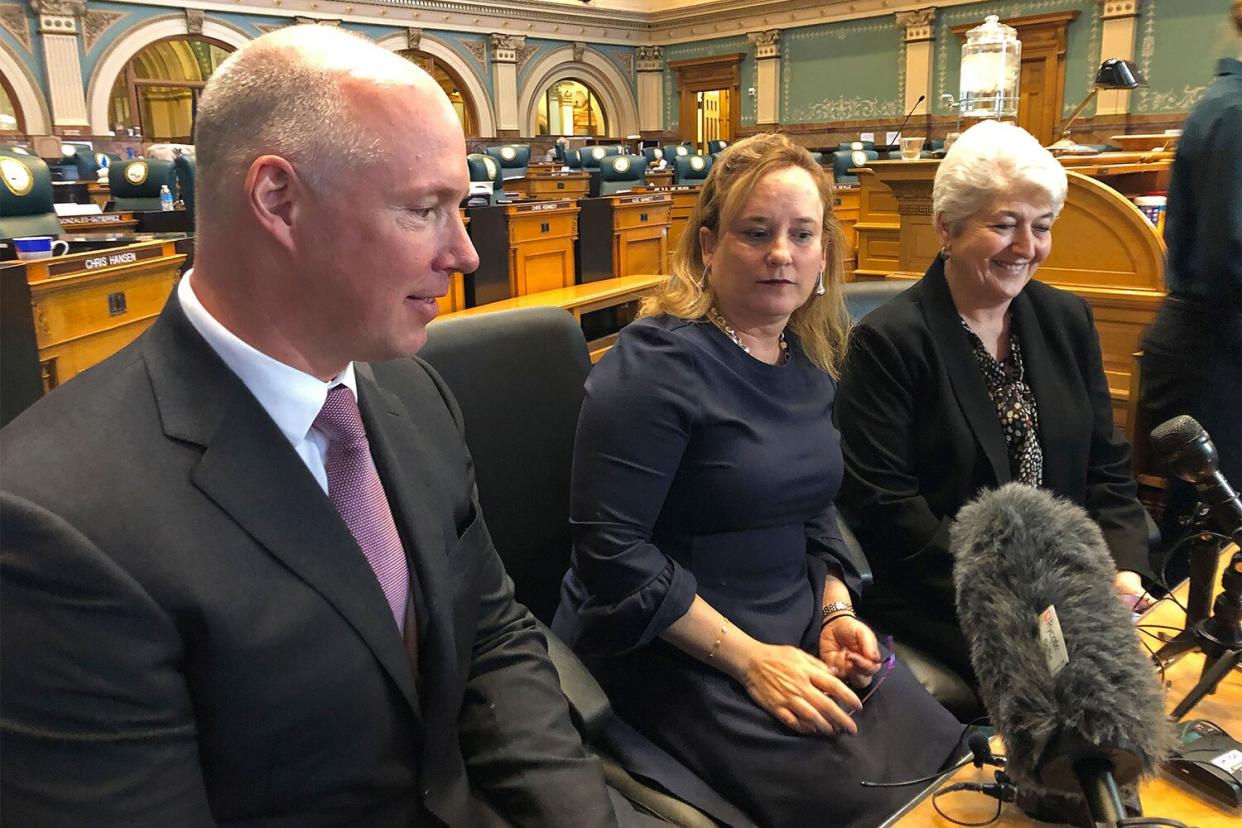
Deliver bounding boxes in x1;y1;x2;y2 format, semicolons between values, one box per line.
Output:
1;26;627;826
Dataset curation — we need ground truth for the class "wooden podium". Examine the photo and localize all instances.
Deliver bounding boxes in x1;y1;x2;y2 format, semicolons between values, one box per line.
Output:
1;238;188;424
524;170;590;201
467;199;580;305
576;192;672;283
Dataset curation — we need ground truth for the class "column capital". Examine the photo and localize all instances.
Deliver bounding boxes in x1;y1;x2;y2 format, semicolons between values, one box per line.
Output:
896;7;936;43
747;29;780;60
406;27;422;51
490;33;525;63
1099;0;1139;21
30;0;84;35
636;45;663;72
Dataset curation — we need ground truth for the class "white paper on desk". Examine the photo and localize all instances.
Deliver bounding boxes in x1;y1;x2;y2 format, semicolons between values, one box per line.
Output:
886;131;901;146
54;202;102;217
860;132;875;142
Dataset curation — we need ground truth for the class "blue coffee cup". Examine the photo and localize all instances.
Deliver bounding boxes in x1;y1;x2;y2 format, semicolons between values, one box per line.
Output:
13;236;70;260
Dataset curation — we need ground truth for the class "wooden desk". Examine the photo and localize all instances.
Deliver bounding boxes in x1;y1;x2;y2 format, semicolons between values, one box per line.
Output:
1;238;188;423
577;192;672;283
525;171;590;202
467;200;580;305
58;211;139;236
834;184;860;280
436;273;665;362
646;169;674;189
1110;134;1180;153
893;549;1241;827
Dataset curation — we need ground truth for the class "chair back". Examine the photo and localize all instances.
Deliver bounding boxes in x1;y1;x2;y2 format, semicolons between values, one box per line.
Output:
466;152;503;204
579;144;620;171
838;140;877;152
661;144;692;163
564;148;582;169
841;279;912;323
484;144;530;180
641;146;664;165
598;154;647;196
706;140;729;155
832;148;878;184
0;150;61;240
173;154;196;224
110;159;176;211
418;308;590;623
672;154;712;186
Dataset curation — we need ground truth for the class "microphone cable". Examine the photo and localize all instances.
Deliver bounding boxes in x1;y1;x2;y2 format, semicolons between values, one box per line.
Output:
930;770;1015;827
860;722;1003;788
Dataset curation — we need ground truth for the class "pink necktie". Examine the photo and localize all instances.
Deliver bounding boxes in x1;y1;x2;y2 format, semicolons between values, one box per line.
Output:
314;385;409;633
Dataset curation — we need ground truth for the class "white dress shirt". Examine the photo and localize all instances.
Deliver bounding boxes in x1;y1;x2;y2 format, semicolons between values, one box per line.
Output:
177;270;356;494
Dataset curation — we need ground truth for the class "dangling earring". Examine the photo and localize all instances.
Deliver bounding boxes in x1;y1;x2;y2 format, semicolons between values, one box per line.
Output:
814;270;825;296
941;246;951;261
698;263;710;290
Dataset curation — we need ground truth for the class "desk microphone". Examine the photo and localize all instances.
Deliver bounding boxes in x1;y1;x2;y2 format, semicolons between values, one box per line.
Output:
1150;415;1242;546
889;95;925;148
952;484;1174;826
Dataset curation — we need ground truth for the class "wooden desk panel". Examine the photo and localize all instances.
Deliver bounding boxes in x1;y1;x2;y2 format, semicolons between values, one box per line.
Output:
467;200;580;304
526;172;590;201
893;549;1241;827
577;193;673;283
834;185;860;280
646;169;673;189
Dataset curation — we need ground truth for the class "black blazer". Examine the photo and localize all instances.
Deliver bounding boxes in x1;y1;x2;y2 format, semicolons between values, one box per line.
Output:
835;257;1150;653
0;297;617;827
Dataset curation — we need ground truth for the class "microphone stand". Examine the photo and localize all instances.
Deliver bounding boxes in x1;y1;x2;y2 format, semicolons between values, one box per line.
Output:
880;95;924;152
1154;508;1225;661
1169;550;1242;720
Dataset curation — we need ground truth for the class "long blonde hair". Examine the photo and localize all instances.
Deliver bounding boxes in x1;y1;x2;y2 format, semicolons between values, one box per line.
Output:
641;133;850;377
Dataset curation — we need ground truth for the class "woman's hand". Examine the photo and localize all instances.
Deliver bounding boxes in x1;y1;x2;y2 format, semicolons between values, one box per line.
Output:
818;615;882;689
1115;569;1154;612
737;642;862;737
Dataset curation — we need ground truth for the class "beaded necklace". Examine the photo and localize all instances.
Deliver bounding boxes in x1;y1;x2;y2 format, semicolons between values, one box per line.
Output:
707;306;788;364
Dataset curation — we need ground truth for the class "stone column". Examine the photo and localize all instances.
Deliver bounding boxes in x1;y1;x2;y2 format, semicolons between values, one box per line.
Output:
490;33;524;137
1097;0;1140;116
636;45;663;134
896;8;936;117
747;30;780;127
31;0;88;134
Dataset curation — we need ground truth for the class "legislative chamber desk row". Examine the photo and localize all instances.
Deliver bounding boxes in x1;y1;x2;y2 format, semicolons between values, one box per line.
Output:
889;546;1241;827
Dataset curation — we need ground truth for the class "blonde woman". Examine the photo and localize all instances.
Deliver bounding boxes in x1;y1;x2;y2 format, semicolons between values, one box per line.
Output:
553;133;962;826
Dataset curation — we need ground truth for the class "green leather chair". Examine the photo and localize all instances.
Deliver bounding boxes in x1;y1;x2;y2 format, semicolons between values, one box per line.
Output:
563;148;582;169
706;140;729;155
672;154;712;186
466;152;503;205
838;140;877;152
0;149;61;240
484;144;530;180
598;154;647;196
832;148;878;184
579;145;620;171
54;146;99;182
641;146;664;166
109;158;176;212
661;144;692;164
173;154;196;224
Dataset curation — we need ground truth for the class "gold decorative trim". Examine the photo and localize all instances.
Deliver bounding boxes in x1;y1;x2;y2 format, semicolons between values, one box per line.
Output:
1;157;34;197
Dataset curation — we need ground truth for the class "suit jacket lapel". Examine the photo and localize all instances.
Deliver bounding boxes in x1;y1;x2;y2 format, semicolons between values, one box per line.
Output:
143;298;423;723
355;365;459;761
919;257;1012;486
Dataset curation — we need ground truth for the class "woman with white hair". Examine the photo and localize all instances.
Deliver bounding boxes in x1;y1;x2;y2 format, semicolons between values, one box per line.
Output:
835;120;1154;685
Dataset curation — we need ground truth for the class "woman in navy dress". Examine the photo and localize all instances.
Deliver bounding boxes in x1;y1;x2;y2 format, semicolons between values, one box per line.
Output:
554;134;963;827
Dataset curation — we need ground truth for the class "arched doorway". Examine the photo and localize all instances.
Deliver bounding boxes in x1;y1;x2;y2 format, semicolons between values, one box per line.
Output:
1;73;23;135
398;50;479;136
107;37;233;141
536;79;609;136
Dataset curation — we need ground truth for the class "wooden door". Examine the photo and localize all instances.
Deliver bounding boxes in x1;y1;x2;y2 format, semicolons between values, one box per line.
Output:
668;54;743;151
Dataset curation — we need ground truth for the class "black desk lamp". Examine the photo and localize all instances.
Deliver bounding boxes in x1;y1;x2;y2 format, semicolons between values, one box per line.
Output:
1049;58;1146;155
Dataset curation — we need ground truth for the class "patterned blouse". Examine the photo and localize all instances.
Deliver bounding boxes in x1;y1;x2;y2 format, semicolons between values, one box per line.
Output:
960;317;1044;486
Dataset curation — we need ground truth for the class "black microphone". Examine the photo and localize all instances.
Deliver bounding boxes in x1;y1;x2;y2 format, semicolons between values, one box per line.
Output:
952;484;1174;826
968;732;1006;769
1150;415;1242;546
888;95;925;149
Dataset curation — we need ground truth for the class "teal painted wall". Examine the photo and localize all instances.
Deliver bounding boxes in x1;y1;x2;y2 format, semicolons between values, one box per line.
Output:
661;35;755;132
781;17;904;123
1134;0;1235;114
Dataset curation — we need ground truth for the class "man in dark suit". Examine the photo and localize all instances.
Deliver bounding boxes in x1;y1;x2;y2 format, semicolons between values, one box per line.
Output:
1;26;625;826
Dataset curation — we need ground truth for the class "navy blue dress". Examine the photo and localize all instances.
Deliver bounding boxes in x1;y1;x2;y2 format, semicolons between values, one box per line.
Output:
554;315;963;827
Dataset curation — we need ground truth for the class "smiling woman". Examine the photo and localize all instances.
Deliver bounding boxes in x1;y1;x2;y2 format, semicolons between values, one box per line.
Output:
835;120;1157;688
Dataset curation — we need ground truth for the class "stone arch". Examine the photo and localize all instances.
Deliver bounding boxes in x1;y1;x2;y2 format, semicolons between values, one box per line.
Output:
87;15;251;135
375;32;495;138
0;39;51;134
519;47;638;137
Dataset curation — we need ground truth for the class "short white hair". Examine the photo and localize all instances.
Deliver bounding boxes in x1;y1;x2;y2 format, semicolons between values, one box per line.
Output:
193;25;433;219
932;120;1067;236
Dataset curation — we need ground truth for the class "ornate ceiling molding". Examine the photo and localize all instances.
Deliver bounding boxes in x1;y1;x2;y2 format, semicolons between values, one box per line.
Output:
0;4;32;51
99;0;997;47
